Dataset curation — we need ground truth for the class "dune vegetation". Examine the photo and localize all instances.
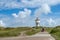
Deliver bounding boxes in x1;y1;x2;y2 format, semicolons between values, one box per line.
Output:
50;26;60;40
0;25;60;40
25;27;41;35
0;27;33;37
0;26;42;37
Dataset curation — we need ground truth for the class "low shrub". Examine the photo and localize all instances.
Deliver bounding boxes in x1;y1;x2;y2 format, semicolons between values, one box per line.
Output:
50;26;60;40
0;30;20;37
25;28;41;35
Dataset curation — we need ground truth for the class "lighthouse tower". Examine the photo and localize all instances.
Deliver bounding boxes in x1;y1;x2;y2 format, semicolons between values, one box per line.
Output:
35;17;40;27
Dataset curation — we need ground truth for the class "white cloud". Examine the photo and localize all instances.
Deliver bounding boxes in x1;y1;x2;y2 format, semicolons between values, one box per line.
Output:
21;0;60;6
0;0;59;19
12;8;31;18
21;0;60;8
0;20;5;26
35;3;51;17
41;4;51;14
12;13;18;18
5;2;21;9
0;0;60;9
0;0;60;27
47;18;56;26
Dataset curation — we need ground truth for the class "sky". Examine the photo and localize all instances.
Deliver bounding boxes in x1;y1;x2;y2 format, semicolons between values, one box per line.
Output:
0;0;60;27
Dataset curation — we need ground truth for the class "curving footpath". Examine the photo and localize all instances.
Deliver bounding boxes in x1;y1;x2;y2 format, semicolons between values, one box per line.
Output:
0;32;55;40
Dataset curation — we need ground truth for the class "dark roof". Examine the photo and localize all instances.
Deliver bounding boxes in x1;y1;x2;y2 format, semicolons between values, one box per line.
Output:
35;17;40;21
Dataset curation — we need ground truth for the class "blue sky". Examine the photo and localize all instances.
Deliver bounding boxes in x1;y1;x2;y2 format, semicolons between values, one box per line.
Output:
0;0;60;27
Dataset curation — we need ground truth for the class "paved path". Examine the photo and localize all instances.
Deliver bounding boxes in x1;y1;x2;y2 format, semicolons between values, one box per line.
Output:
0;32;55;40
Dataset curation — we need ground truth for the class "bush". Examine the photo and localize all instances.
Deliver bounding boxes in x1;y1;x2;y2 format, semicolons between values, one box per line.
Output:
0;27;33;37
50;26;60;40
25;28;41;35
0;30;20;37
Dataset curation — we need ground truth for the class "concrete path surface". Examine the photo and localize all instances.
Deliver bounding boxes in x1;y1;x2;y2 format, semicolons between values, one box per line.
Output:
0;32;55;40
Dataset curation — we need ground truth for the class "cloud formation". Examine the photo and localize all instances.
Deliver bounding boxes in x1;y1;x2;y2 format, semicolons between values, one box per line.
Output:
0;0;60;9
0;0;60;27
35;3;51;17
12;8;31;18
0;20;5;26
47;18;56;26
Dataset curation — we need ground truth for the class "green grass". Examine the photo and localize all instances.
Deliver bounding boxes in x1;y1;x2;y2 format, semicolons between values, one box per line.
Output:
50;26;60;40
25;27;41;35
0;26;60;39
42;26;60;40
0;27;41;37
0;27;32;37
45;27;53;33
0;28;20;37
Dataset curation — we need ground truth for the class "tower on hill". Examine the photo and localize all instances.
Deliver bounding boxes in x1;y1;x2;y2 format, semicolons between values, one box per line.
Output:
35;17;40;28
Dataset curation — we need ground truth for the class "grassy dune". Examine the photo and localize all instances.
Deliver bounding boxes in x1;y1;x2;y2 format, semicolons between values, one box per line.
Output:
0;27;41;37
50;26;60;40
0;27;32;37
45;27;53;33
25;27;41;35
0;26;60;40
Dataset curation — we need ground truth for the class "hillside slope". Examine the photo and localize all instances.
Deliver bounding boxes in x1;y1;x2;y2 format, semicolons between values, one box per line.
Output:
50;26;60;40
